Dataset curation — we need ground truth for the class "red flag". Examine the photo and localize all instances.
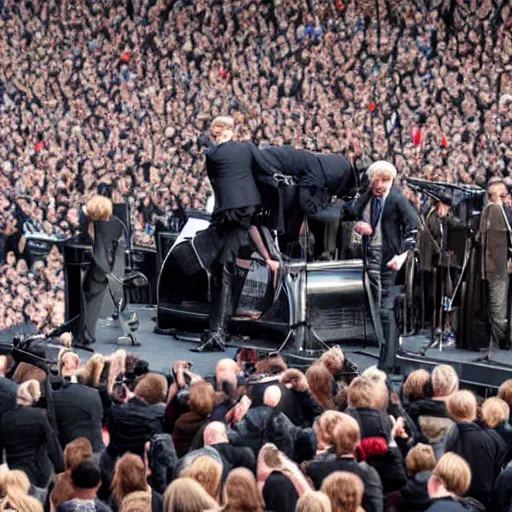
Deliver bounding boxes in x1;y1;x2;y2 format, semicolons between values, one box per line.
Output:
120;52;131;63
413;127;421;147
336;0;345;10
35;141;45;152
441;134;448;148
368;102;376;113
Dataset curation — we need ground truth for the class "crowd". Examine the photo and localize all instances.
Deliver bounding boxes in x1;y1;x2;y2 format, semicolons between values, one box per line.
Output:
0;0;511;331
2;345;512;511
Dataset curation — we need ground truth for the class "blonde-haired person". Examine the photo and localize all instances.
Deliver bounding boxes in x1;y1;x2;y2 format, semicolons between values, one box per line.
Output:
120;490;152;512
190;115;279;353
296;491;332;512
480;396;512;464
257;444;311;512
405;366;457;460
321;471;365;512
386;443;437;511
426;453;471;511
110;453;164;512
180;455;222;501
221;468;265;512
78;194;125;346
345;376;407;493
0;380;64;499
163;478;218;512
306;414;383;512
0;470;43;512
444;390;505;507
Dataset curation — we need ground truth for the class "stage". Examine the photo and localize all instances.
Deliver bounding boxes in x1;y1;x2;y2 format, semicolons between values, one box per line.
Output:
2;304;511;391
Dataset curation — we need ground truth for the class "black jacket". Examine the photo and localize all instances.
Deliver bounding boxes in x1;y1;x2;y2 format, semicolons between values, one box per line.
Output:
347;407;408;493
306;455;384;512
262;471;299;512
228;405;298;459
206;141;275;214
344;187;420;266
0;406;64;487
0;377;17;418
444;421;506;507
389;471;433;512
53;382;104;452
106;397;164;459
211;442;256;476
262;145;355;194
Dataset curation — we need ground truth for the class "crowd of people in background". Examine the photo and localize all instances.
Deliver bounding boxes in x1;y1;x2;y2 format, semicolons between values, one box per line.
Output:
1;346;512;511
0;0;511;327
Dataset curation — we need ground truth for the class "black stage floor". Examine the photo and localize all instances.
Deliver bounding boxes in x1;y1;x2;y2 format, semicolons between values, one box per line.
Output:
3;305;512;390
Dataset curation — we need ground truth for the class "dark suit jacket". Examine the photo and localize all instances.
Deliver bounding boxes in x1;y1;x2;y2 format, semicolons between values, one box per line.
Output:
0;377;17;418
206;141;276;214
344;187;420;266
53;382;104;452
306;456;384;512
262;145;355;194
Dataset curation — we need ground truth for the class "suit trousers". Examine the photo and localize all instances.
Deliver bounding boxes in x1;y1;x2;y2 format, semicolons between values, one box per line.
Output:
487;273;509;347
367;246;398;371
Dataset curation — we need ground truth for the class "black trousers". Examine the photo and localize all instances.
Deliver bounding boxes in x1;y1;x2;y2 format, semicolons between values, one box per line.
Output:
367;246;399;371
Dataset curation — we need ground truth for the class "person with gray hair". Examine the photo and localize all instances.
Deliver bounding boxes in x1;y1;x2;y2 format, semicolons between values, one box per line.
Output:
343;161;419;372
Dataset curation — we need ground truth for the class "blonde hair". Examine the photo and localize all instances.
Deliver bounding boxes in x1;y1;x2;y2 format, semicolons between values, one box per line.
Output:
321;472;364;512
405;443;437;477
432;452;471;496
347;376;387;409
120;490;152;512
447;390;477;423
181;455;222;500
431;365;459;398
319;346;345;376
81;353;106;388
111;453;148;506
222;468;264;512
58;348;81;376
481;397;510;429
164;478;218;512
296;491;332;512
498;379;512;409
403;369;431;402
315;411;346;448
86;195;113;222
16;379;41;407
0;470;43;512
134;372;168;404
107;350;127;395
332;414;361;457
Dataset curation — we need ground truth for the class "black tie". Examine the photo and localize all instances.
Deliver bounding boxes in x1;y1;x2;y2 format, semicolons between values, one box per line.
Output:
371;196;382;230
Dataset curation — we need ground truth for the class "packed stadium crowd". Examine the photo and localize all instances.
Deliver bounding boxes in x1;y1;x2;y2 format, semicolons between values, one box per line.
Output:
0;0;511;331
1;346;512;511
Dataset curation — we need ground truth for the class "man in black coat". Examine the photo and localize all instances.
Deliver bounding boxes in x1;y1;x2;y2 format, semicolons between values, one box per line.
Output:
344;161;419;371
305;413;383;512
78;195;125;346
53;380;104;453
191;116;279;352
260;145;357;257
203;421;256;477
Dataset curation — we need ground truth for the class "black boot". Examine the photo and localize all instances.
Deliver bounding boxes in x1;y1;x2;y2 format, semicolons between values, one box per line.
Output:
191;268;235;352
